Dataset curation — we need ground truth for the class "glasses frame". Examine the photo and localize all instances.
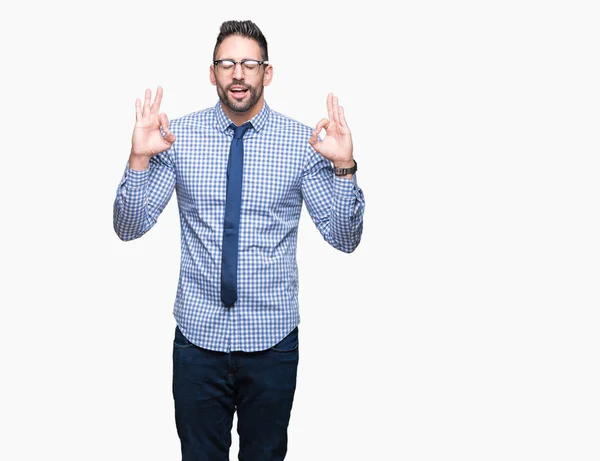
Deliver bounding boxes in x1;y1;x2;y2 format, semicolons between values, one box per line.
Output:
213;59;270;76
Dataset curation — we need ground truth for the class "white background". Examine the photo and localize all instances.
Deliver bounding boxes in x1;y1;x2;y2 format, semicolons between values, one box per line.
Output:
1;0;599;460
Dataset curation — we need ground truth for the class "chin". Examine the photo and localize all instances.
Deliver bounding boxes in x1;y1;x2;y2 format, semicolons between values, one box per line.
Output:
229;101;253;113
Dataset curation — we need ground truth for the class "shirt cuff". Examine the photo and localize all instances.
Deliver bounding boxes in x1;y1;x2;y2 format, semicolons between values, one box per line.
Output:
333;173;359;199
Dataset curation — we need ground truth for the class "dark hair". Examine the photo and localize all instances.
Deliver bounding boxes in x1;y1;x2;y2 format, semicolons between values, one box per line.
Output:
213;20;269;61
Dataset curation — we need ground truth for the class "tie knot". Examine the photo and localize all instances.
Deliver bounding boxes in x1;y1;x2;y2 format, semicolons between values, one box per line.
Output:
232;122;251;139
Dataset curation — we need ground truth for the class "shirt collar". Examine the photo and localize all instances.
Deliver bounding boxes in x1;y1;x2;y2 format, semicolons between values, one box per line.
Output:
214;99;271;134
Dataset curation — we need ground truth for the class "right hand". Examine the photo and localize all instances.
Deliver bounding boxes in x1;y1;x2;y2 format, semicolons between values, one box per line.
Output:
131;86;176;158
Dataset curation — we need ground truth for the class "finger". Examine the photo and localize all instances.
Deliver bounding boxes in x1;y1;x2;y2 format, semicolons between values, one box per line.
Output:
308;130;321;150
158;113;173;140
135;98;142;121
151;86;163;114
314;118;330;134
159;113;176;143
338;106;350;132
158;112;170;131
326;93;334;121
331;95;340;125
143;88;151;117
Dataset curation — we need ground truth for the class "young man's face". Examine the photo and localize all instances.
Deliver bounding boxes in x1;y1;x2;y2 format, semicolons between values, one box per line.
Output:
210;35;272;115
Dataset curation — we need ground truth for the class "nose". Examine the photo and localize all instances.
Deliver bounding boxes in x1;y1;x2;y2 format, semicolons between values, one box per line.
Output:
232;62;244;80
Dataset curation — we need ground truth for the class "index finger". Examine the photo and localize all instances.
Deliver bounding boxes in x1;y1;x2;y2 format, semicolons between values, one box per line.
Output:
151;86;163;114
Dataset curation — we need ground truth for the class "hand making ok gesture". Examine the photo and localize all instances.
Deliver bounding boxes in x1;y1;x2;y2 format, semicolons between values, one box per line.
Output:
308;93;355;168
131;86;176;158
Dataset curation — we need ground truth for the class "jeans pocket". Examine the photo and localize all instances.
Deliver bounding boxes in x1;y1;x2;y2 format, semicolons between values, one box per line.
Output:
174;326;195;348
270;327;299;352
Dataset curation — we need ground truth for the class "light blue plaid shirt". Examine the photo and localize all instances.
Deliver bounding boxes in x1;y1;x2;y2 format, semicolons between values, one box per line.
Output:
113;101;365;352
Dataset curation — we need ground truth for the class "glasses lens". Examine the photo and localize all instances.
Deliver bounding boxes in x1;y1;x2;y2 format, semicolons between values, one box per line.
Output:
217;60;235;75
242;61;260;75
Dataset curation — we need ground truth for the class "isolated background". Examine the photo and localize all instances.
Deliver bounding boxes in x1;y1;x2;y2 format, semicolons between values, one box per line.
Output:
1;0;599;460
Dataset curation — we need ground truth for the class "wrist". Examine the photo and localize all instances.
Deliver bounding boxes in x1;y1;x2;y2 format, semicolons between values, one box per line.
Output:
333;159;355;169
128;152;150;171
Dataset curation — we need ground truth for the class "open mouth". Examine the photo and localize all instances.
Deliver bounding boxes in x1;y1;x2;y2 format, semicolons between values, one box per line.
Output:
229;86;249;99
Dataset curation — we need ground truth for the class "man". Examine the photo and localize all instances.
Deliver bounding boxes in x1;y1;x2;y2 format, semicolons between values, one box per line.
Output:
113;20;365;461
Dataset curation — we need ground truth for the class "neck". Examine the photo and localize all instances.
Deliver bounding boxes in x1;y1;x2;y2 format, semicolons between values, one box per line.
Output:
222;97;265;126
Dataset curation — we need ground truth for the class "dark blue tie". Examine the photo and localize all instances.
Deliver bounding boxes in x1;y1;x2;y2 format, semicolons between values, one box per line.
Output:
221;122;251;307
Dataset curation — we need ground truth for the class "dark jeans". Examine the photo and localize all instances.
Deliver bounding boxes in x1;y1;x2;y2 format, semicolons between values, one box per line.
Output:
172;325;299;461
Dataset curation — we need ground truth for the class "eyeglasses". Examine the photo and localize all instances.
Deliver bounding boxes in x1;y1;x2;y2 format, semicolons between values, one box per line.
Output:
213;59;269;76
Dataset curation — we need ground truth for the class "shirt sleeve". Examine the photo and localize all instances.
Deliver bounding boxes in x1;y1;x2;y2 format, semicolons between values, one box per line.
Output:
113;148;176;241
301;145;365;253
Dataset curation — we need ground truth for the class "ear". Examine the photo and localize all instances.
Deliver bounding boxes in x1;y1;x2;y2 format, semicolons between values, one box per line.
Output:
209;65;217;86
262;64;273;87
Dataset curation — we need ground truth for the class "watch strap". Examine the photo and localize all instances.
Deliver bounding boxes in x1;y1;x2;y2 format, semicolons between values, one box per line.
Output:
333;160;357;176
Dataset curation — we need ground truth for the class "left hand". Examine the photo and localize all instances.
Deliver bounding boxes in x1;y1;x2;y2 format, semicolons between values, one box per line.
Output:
309;93;354;167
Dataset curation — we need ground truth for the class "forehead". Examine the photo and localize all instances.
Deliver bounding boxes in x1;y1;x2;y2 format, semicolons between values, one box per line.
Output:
216;35;262;60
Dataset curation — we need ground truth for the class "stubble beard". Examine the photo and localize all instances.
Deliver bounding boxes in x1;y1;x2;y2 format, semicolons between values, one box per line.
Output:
218;80;264;113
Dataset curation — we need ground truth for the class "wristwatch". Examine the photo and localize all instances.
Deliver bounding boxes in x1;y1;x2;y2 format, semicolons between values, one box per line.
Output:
333;160;357;176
